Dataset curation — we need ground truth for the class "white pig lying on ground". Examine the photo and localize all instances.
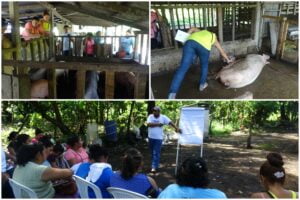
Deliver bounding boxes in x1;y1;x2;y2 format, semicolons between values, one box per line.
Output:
216;54;270;88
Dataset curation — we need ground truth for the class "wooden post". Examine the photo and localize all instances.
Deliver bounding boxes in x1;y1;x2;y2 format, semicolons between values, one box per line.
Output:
49;8;55;58
47;67;57;98
254;2;261;46
134;73;147;99
203;8;207;29
258;6;265;49
9;2;21;60
276;17;288;59
9;2;30;99
76;70;86;98
232;7;236;41
280;21;289;59
217;7;223;43
105;71;115;99
169;6;178;49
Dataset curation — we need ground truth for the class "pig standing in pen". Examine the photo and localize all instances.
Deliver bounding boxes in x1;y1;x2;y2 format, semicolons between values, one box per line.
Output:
216;54;270;88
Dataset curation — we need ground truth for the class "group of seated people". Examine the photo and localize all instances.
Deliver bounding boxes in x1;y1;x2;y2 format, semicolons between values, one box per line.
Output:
2;130;298;199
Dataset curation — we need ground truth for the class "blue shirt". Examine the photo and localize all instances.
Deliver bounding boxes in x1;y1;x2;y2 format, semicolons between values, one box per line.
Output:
120;37;134;54
110;172;152;196
75;162;113;198
158;184;227;199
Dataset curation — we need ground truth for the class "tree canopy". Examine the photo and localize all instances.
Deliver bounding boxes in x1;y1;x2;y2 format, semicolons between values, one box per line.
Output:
2;101;298;143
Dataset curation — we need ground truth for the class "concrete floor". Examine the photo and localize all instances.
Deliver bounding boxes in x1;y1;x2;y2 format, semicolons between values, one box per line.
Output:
152;59;298;99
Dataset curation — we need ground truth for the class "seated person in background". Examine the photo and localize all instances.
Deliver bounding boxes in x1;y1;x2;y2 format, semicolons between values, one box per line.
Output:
110;148;160;197
64;135;89;167
7;131;18;162
84;33;95;57
48;143;69;168
39;136;54;167
21;16;43;41
14;134;31;153
73;144;113;198
39;10;51;36
2;149;14;198
159;158;226;198
31;128;44;144
251;153;298;199
12;144;73;198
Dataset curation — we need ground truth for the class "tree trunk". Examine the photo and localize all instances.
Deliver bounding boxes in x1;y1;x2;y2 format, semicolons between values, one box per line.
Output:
126;101;136;133
31;102;72;135
246;126;252;149
280;102;288;122
147;101;155;115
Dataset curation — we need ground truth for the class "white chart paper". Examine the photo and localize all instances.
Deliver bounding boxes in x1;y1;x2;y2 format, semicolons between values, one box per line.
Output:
179;107;205;145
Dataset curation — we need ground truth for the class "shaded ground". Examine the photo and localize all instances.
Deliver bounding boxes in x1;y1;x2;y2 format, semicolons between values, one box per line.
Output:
152;59;298;99
108;132;298;198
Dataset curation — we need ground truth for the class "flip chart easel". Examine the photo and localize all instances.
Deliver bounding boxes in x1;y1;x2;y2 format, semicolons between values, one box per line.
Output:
175;107;206;174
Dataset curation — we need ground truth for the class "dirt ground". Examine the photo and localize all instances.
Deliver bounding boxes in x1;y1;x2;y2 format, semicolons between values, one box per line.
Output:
151;58;298;99
107;132;298;198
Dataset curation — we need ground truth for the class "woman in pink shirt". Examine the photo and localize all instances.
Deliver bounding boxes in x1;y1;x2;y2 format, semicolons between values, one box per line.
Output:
64;135;88;167
21;17;43;41
84;33;95;57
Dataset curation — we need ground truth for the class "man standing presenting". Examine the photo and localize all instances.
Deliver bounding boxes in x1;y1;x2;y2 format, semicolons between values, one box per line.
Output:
147;106;180;173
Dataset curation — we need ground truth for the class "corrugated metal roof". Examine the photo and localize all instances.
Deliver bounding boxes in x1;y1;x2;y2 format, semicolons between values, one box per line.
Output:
2;2;149;31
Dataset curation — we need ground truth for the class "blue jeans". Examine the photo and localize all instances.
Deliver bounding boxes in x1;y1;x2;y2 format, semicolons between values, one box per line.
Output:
149;138;163;169
169;40;210;93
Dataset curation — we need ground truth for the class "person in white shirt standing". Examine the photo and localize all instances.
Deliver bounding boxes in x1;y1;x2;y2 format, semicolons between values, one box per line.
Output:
62;25;74;56
147;106;181;173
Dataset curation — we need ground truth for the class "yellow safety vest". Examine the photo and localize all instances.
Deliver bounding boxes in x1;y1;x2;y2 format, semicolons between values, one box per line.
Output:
187;30;216;51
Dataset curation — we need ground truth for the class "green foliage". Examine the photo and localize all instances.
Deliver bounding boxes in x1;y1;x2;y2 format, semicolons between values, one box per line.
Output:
1;101;298;144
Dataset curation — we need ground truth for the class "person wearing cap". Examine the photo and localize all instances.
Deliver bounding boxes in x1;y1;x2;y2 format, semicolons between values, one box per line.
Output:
147;106;181;173
62;25;74;56
168;27;233;99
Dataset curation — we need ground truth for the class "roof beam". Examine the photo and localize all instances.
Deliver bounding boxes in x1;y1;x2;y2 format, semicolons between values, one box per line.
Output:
39;2;71;24
53;2;146;30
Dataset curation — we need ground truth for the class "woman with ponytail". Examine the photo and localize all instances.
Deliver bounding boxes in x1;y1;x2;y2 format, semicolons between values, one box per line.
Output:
110;148;160;197
251;152;298;198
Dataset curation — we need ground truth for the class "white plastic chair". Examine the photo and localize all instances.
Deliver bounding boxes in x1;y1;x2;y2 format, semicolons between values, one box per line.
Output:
107;187;148;199
73;175;102;198
8;178;38;198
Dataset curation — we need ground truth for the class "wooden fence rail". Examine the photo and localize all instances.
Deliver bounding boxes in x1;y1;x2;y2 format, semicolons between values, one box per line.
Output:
3;60;148;99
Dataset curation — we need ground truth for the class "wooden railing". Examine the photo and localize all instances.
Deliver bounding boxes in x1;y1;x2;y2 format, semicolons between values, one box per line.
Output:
3;59;148;99
54;34;149;65
2;35;149;99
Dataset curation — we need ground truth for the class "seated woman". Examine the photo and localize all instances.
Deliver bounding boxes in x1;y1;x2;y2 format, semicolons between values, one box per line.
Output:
159;158;226;198
14;134;31;153
7;131;18;162
12;144;73;198
73;144;113;198
39;136;54;167
48;143;69;169
251;153;298;199
110;148;160;197
64;135;89;167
